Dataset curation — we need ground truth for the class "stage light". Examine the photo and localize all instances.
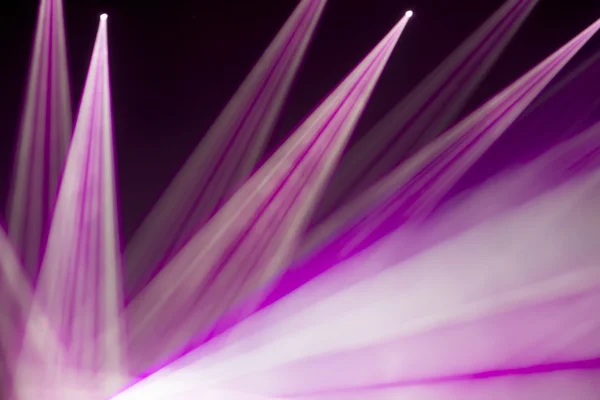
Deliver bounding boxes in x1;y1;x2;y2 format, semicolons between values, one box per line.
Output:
101;13;108;21
405;10;413;17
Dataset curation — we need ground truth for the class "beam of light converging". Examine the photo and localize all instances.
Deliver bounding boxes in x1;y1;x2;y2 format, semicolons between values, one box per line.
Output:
208;117;600;342
13;16;127;400
111;163;600;399
123;0;329;300
312;0;540;225
7;0;72;281
125;14;412;376
304;16;600;256
450;48;600;197
199;170;600;382
121;370;600;400
120;370;600;399
237;16;600;323
181;120;600;343
187;130;600;350
178;14;600;347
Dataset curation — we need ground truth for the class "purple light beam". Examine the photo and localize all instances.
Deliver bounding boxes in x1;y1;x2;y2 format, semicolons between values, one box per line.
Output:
221;120;600;338
15;16;127;399
259;16;600;312
8;0;72;281
124;0;329;299
163;165;600;396
113;163;600;398
313;0;540;224
125;13;412;376
450;49;600;197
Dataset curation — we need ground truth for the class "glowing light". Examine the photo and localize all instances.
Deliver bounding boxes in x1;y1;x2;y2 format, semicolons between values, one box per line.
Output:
312;0;540;227
0;227;34;370
125;15;412;376
14;17;127;399
116;164;600;398
2;1;600;399
157;167;600;395
253;14;600;326
123;0;329;300
8;0;73;279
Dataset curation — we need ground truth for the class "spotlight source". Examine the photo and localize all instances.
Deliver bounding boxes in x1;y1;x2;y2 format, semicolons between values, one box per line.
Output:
406;10;413;17
100;13;108;21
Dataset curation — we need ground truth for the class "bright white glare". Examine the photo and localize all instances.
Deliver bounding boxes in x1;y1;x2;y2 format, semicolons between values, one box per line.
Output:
405;10;414;17
100;13;108;21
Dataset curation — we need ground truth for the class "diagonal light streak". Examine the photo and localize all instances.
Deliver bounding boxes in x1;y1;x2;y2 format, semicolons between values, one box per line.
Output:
313;0;540;223
125;13;413;376
124;0;330;299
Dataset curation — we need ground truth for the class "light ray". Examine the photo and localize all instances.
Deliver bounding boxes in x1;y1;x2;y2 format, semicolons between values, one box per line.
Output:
156;165;600;393
273;370;600;400
270;17;600;308
7;0;72;281
313;0;540;223
125;14;412;376
0;226;32;399
2;2;600;400
226;291;600;397
2;222;66;400
15;16;127;399
218;120;600;348
113;167;600;397
124;0;329;299
115;370;600;400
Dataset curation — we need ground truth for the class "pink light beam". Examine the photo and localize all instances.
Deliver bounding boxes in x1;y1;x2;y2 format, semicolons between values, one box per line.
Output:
223;120;600;344
124;0;329;299
8;0;72;280
208;119;600;346
313;0;540;223
125;13;412;376
113;166;600;398
15;16;127;399
158;165;600;396
303;15;600;265
231;16;600;331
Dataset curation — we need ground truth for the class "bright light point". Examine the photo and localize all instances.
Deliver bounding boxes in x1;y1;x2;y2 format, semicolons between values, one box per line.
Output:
100;13;108;21
405;10;413;17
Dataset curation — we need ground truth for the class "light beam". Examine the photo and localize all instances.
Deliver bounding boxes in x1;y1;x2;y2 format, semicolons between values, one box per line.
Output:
267;16;600;312
124;0;330;299
125;13;412;376
313;0;540;223
8;0;73;281
15;17;127;399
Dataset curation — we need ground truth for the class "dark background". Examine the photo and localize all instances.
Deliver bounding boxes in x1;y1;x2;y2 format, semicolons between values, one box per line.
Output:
1;0;599;241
